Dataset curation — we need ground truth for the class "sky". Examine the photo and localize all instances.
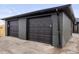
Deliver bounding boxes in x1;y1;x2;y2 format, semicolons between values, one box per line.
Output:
0;4;79;25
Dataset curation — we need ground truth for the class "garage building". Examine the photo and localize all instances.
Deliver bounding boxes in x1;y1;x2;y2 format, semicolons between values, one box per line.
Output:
73;18;79;33
2;4;75;48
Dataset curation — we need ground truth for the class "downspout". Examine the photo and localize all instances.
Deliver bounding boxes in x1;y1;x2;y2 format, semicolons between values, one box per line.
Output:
56;9;62;48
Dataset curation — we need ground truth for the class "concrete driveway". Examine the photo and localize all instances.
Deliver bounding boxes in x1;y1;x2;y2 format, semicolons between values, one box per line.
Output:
0;33;79;54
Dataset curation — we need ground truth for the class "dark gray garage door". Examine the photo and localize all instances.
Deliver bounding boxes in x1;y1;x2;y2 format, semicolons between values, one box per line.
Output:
77;23;79;33
8;20;18;37
28;16;52;44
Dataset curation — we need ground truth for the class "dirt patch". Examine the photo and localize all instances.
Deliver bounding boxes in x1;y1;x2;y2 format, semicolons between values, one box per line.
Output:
0;33;79;54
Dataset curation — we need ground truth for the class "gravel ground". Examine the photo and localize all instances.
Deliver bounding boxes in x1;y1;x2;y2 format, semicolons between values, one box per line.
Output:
0;33;79;54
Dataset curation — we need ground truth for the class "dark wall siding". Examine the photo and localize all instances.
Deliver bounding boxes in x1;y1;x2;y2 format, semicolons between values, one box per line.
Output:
62;13;72;47
51;13;59;47
18;17;26;40
52;13;63;48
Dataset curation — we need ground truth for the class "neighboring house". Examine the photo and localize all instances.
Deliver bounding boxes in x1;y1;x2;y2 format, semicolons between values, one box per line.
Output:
73;18;79;33
2;4;75;48
0;25;5;37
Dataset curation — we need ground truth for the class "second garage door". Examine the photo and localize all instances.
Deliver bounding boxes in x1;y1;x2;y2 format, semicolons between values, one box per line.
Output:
8;20;18;37
77;23;79;33
28;16;52;44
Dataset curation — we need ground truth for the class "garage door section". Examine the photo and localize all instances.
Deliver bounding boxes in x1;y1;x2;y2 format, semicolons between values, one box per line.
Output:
77;23;79;33
28;16;52;44
9;20;18;37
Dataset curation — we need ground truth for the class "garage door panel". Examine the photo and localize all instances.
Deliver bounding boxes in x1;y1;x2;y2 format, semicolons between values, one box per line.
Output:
77;24;79;33
9;20;18;37
28;16;52;44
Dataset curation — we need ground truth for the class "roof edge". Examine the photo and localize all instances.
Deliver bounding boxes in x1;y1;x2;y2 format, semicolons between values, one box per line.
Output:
1;4;75;22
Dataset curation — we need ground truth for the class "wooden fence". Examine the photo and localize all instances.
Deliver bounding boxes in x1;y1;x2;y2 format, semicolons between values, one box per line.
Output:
0;25;5;37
